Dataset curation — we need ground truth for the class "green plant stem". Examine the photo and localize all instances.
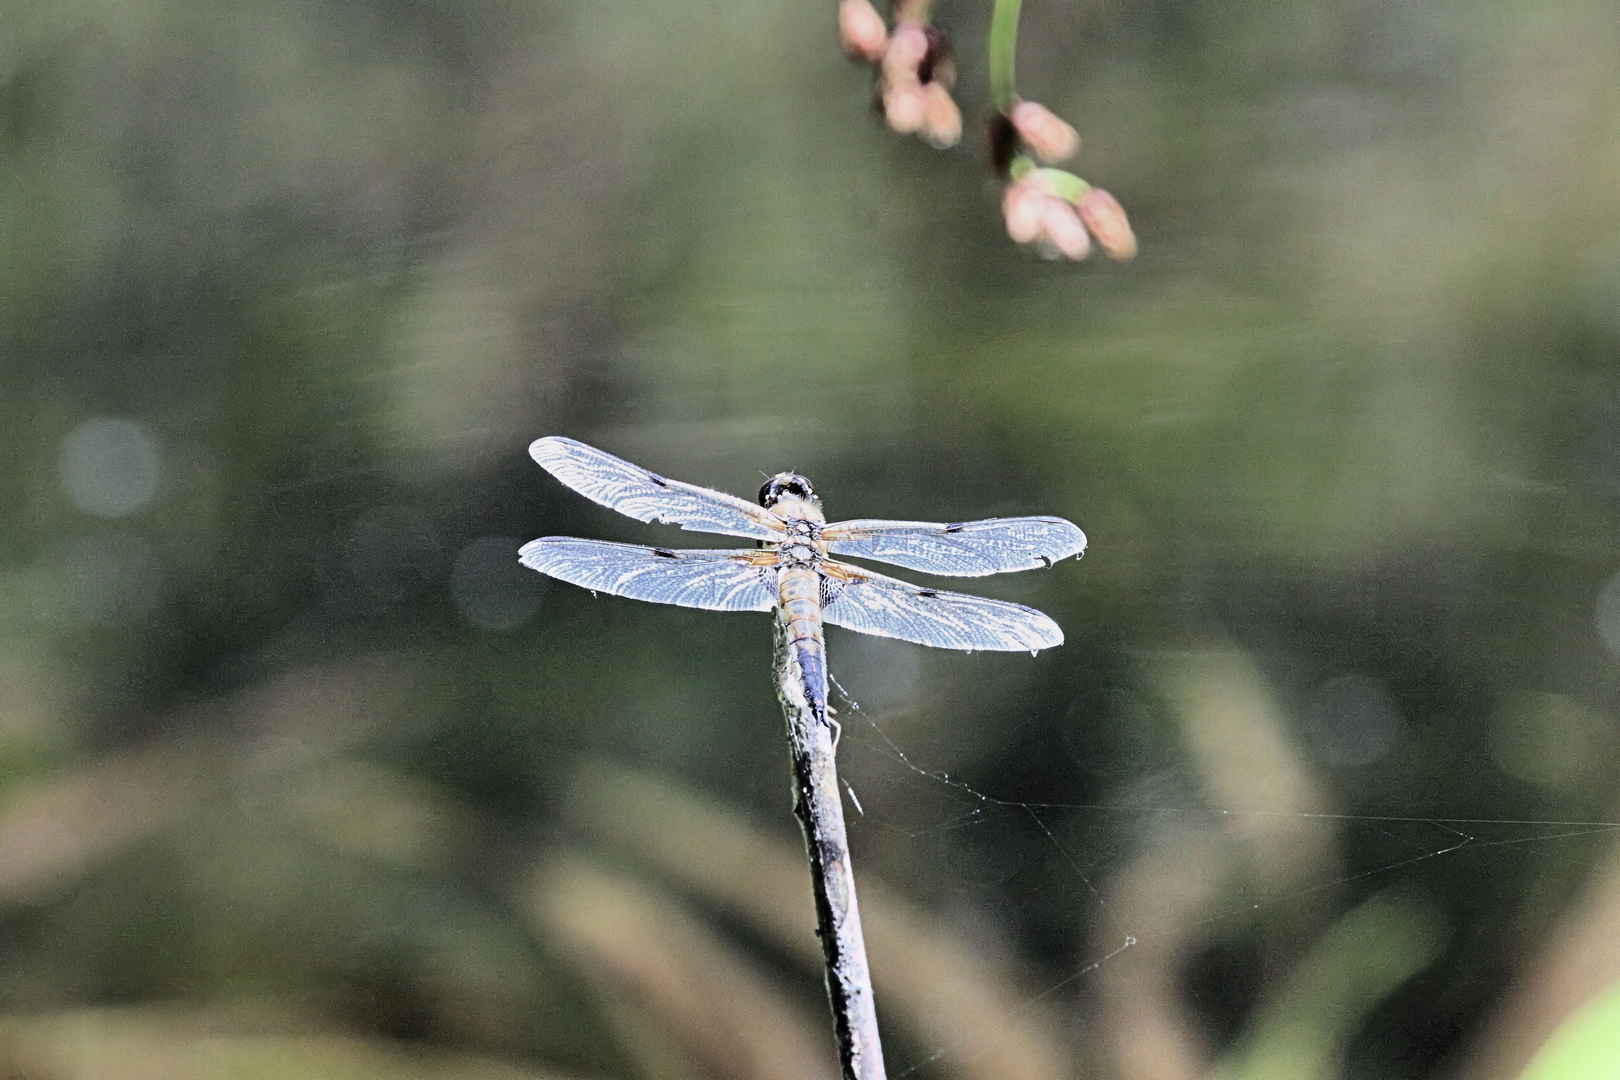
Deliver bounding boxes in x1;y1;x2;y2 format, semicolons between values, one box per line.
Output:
989;0;1023;110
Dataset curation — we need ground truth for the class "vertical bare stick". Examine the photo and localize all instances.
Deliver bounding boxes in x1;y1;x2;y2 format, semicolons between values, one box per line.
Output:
775;619;887;1080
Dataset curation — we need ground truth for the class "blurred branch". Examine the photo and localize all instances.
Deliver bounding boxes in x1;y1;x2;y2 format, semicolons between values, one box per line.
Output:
1460;835;1620;1080
774;619;885;1080
277;756;841;1075
0;740;212;907
0;655;414;912
0;1005;580;1080
1210;891;1446;1080
1090;647;1346;1080
275;757;485;872
562;762;1075;1080
1092;822;1225;1080
1514;982;1620;1080
1152;649;1338;905
521;852;838;1080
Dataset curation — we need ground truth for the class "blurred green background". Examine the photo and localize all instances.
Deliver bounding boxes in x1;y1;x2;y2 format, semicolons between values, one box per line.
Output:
2;1;1619;1078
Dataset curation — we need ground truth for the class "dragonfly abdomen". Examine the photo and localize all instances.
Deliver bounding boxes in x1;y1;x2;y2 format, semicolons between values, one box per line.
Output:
777;566;828;723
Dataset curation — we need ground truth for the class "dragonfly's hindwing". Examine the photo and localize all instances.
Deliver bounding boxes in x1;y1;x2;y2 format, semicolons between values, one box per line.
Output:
530;437;785;542
819;560;1062;652
823;516;1086;577
519;538;776;612
523;437;1081;653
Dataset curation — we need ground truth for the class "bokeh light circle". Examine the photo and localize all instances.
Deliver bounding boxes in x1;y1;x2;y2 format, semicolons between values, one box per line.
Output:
451;536;544;631
1489;691;1610;792
1594;571;1620;657
57;417;161;518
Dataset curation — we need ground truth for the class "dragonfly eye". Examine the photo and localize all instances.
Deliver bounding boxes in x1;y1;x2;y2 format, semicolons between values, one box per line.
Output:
759;473;817;508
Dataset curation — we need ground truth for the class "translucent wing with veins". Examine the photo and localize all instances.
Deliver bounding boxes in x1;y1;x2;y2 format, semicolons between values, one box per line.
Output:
523;437;1081;653
820;559;1063;652
530;436;786;542
518;538;778;612
823;516;1086;577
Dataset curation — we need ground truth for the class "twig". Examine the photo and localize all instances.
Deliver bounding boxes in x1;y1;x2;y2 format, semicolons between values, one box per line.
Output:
988;0;1023;109
774;617;886;1080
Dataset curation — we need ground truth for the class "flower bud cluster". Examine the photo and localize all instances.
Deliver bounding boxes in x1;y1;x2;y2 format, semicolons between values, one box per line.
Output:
1001;163;1137;262
840;4;1138;261
839;0;961;149
1007;101;1079;164
838;0;888;61
989;93;1135;261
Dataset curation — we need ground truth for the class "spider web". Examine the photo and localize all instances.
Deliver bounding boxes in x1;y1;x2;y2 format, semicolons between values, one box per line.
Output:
822;669;1620;1080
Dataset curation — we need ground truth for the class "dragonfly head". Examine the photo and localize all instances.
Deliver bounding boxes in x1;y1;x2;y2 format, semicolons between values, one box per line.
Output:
759;472;818;510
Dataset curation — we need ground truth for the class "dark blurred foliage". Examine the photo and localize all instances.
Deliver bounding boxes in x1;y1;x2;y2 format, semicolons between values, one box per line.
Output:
2;1;1620;1078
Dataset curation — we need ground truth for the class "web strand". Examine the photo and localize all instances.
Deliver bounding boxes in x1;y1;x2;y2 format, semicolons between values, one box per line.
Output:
840;706;1620;1077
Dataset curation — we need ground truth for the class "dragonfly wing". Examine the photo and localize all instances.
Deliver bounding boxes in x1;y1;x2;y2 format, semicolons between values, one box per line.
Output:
531;437;786;542
520;537;777;612
822;516;1085;577
819;559;1063;652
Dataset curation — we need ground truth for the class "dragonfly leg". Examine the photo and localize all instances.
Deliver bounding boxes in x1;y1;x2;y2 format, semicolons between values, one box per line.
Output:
828;712;843;750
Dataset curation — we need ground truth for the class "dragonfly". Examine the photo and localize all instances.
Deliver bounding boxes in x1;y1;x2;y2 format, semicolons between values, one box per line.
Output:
519;437;1085;731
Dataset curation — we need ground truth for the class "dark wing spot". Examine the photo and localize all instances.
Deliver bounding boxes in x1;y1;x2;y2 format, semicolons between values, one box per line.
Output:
647;472;669;488
1039;555;1053;568
943;523;965;533
918;589;939;598
653;548;677;558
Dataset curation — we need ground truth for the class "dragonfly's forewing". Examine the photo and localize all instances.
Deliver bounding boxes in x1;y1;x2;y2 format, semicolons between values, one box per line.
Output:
819;559;1063;652
531;437;787;542
520;538;778;612
822;516;1086;577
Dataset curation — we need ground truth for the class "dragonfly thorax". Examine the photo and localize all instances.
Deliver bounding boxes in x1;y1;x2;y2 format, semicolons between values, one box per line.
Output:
772;508;825;566
777;539;820;567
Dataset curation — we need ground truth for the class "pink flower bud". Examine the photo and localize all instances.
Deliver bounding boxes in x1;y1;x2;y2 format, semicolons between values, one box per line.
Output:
919;82;961;148
1002;178;1046;244
1041;199;1091;260
883;79;927;134
1076;187;1137;261
839;0;889;62
1008;101;1079;164
883;22;930;80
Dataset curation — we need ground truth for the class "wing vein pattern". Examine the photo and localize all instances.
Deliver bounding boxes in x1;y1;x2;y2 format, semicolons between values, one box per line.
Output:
823;516;1086;576
519;538;776;612
530;437;785;542
820;560;1062;651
